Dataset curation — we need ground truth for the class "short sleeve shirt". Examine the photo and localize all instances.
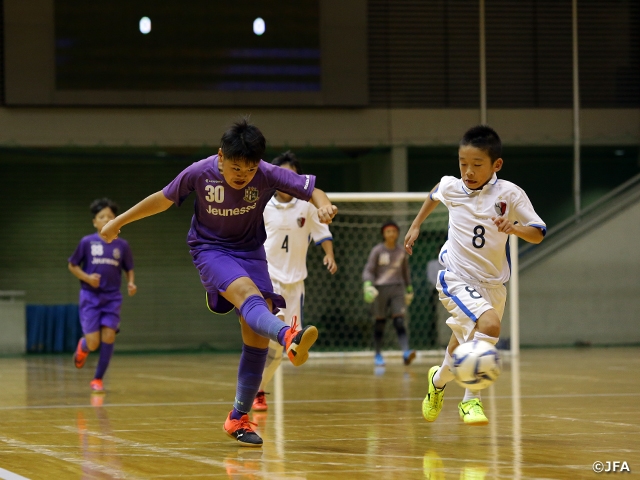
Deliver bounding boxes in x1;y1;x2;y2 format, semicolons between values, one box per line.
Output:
162;156;316;251
68;233;134;292
263;196;332;284
432;174;546;285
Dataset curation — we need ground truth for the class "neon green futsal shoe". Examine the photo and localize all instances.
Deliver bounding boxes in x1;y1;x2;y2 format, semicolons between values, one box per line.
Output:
422;366;445;422
458;398;489;426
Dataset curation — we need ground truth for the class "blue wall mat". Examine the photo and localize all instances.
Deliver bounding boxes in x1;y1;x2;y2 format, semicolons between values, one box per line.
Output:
26;305;81;353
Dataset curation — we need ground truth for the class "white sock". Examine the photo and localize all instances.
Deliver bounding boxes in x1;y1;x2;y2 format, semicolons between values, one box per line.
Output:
432;350;455;388
463;389;481;402
473;331;499;345
258;340;283;391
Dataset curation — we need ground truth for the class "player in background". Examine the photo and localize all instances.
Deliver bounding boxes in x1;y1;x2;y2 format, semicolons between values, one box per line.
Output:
405;125;546;425
252;151;338;412
362;221;416;367
99;119;337;447
68;198;137;392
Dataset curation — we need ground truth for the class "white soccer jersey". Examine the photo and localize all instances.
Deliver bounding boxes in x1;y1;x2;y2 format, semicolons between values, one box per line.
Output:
264;196;333;284
432;173;546;286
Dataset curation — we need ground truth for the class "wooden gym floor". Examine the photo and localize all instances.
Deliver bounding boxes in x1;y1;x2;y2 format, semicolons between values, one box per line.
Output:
0;347;638;479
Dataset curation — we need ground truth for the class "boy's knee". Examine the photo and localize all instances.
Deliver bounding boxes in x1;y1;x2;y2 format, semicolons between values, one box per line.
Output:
101;328;116;344
476;310;501;338
392;316;406;334
86;338;100;351
231;279;261;302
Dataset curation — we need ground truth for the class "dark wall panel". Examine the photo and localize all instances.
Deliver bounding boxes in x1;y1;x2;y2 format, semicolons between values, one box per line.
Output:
579;1;640;107
486;0;572;108
369;0;639;109
369;0;479;107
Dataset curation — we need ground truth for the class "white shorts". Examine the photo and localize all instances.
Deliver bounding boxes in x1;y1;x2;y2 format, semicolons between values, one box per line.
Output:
271;278;305;327
436;270;506;344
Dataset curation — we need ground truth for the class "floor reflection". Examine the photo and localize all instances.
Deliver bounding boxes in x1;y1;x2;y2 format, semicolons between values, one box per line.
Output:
76;393;124;479
511;354;522;480
223;449;263;480
423;450;490;479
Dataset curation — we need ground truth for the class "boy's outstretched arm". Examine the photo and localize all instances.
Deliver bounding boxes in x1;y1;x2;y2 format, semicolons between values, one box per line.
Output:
310;188;338;224
404;184;440;255
101;191;173;243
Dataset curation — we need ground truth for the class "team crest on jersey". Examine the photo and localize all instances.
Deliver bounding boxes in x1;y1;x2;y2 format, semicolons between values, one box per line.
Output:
112;248;121;260
297;217;306;228
494;201;507;216
243;187;259;203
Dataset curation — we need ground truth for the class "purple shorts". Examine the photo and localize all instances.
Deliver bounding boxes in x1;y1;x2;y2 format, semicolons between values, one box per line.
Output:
191;246;285;315
79;289;122;334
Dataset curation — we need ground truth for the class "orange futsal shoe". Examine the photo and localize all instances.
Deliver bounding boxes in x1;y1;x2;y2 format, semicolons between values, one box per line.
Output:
252;390;268;412
223;411;263;447
74;339;89;369
284;316;318;367
90;379;104;392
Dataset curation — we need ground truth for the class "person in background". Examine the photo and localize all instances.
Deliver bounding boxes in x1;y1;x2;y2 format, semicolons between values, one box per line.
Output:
68;198;137;393
362;220;415;367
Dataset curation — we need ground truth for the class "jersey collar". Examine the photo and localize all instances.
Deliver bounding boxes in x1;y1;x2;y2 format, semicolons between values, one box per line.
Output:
461;173;499;195
270;195;298;209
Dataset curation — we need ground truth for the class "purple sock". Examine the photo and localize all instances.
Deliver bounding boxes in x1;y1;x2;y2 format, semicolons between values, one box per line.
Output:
80;338;89;353
231;344;268;418
277;327;289;346
94;342;114;380
239;295;290;344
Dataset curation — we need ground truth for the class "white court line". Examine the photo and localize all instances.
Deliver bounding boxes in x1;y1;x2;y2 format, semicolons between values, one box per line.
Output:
56;426;269;478
0;467;31;480
0;392;637;412
532;414;637;428
135;373;236;387
0;435;140;480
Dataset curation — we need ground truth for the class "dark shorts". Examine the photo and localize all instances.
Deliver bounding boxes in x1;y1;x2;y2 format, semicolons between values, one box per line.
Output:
78;289;122;334
191;246;285;315
372;284;406;319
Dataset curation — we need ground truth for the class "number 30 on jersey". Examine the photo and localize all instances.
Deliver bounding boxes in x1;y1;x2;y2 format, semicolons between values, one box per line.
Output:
205;185;224;203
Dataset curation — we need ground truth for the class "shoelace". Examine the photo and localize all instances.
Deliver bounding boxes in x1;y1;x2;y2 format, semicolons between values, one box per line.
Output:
290;315;299;334
468;401;483;415
237;418;258;433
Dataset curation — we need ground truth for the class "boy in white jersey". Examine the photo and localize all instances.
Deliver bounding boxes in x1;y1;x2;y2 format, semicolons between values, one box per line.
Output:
253;151;338;411
405;125;546;425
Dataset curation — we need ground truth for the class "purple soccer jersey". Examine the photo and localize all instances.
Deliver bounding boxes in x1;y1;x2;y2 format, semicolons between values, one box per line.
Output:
162;156;316;251
68;233;134;293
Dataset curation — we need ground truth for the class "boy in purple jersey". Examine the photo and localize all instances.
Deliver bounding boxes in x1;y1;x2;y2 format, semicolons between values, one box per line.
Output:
100;119;338;447
68;198;137;393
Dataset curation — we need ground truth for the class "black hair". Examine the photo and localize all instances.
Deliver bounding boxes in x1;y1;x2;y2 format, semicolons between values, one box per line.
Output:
219;117;266;165
271;150;303;174
460;125;502;162
381;220;399;235
90;198;118;217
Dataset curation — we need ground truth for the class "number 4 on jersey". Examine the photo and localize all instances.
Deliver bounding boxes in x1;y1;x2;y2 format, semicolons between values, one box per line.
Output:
281;235;289;253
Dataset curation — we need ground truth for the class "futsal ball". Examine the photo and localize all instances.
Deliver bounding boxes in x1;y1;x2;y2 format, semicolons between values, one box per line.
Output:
451;340;501;390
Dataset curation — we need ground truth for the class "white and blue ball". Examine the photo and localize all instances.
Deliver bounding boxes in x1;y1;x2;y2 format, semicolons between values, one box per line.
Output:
451;340;501;390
